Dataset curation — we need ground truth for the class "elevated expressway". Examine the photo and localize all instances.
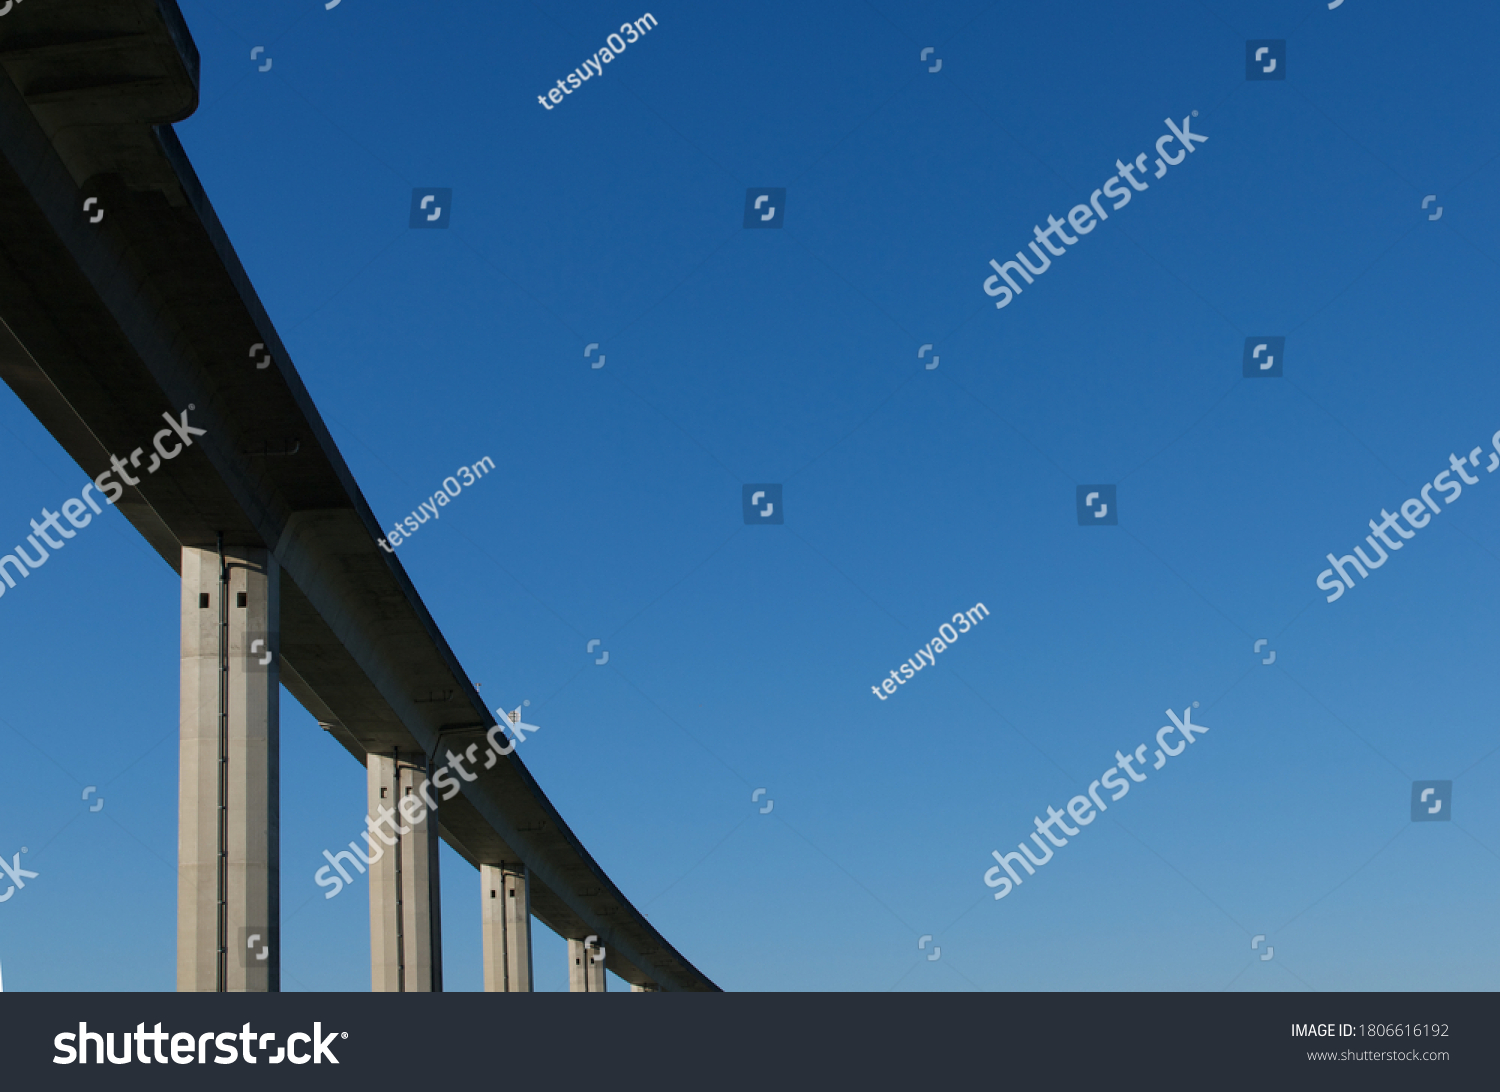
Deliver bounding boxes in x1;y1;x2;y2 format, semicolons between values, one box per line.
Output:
0;0;716;992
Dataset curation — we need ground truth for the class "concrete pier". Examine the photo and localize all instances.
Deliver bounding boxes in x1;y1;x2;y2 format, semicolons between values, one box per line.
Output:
482;862;534;991
367;752;442;991
569;937;607;992
177;545;279;992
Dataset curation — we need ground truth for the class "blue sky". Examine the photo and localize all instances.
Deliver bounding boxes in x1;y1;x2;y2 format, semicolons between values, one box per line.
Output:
2;0;1499;992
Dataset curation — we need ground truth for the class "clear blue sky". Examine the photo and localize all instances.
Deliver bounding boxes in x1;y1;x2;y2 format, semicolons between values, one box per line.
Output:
2;0;1498;992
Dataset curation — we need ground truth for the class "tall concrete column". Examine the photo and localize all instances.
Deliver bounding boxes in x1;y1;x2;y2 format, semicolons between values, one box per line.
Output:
482;862;533;991
367;752;442;991
178;544;279;992
568;937;607;992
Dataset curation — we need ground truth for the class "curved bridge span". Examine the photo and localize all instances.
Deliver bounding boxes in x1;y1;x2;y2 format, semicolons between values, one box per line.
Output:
0;0;716;992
